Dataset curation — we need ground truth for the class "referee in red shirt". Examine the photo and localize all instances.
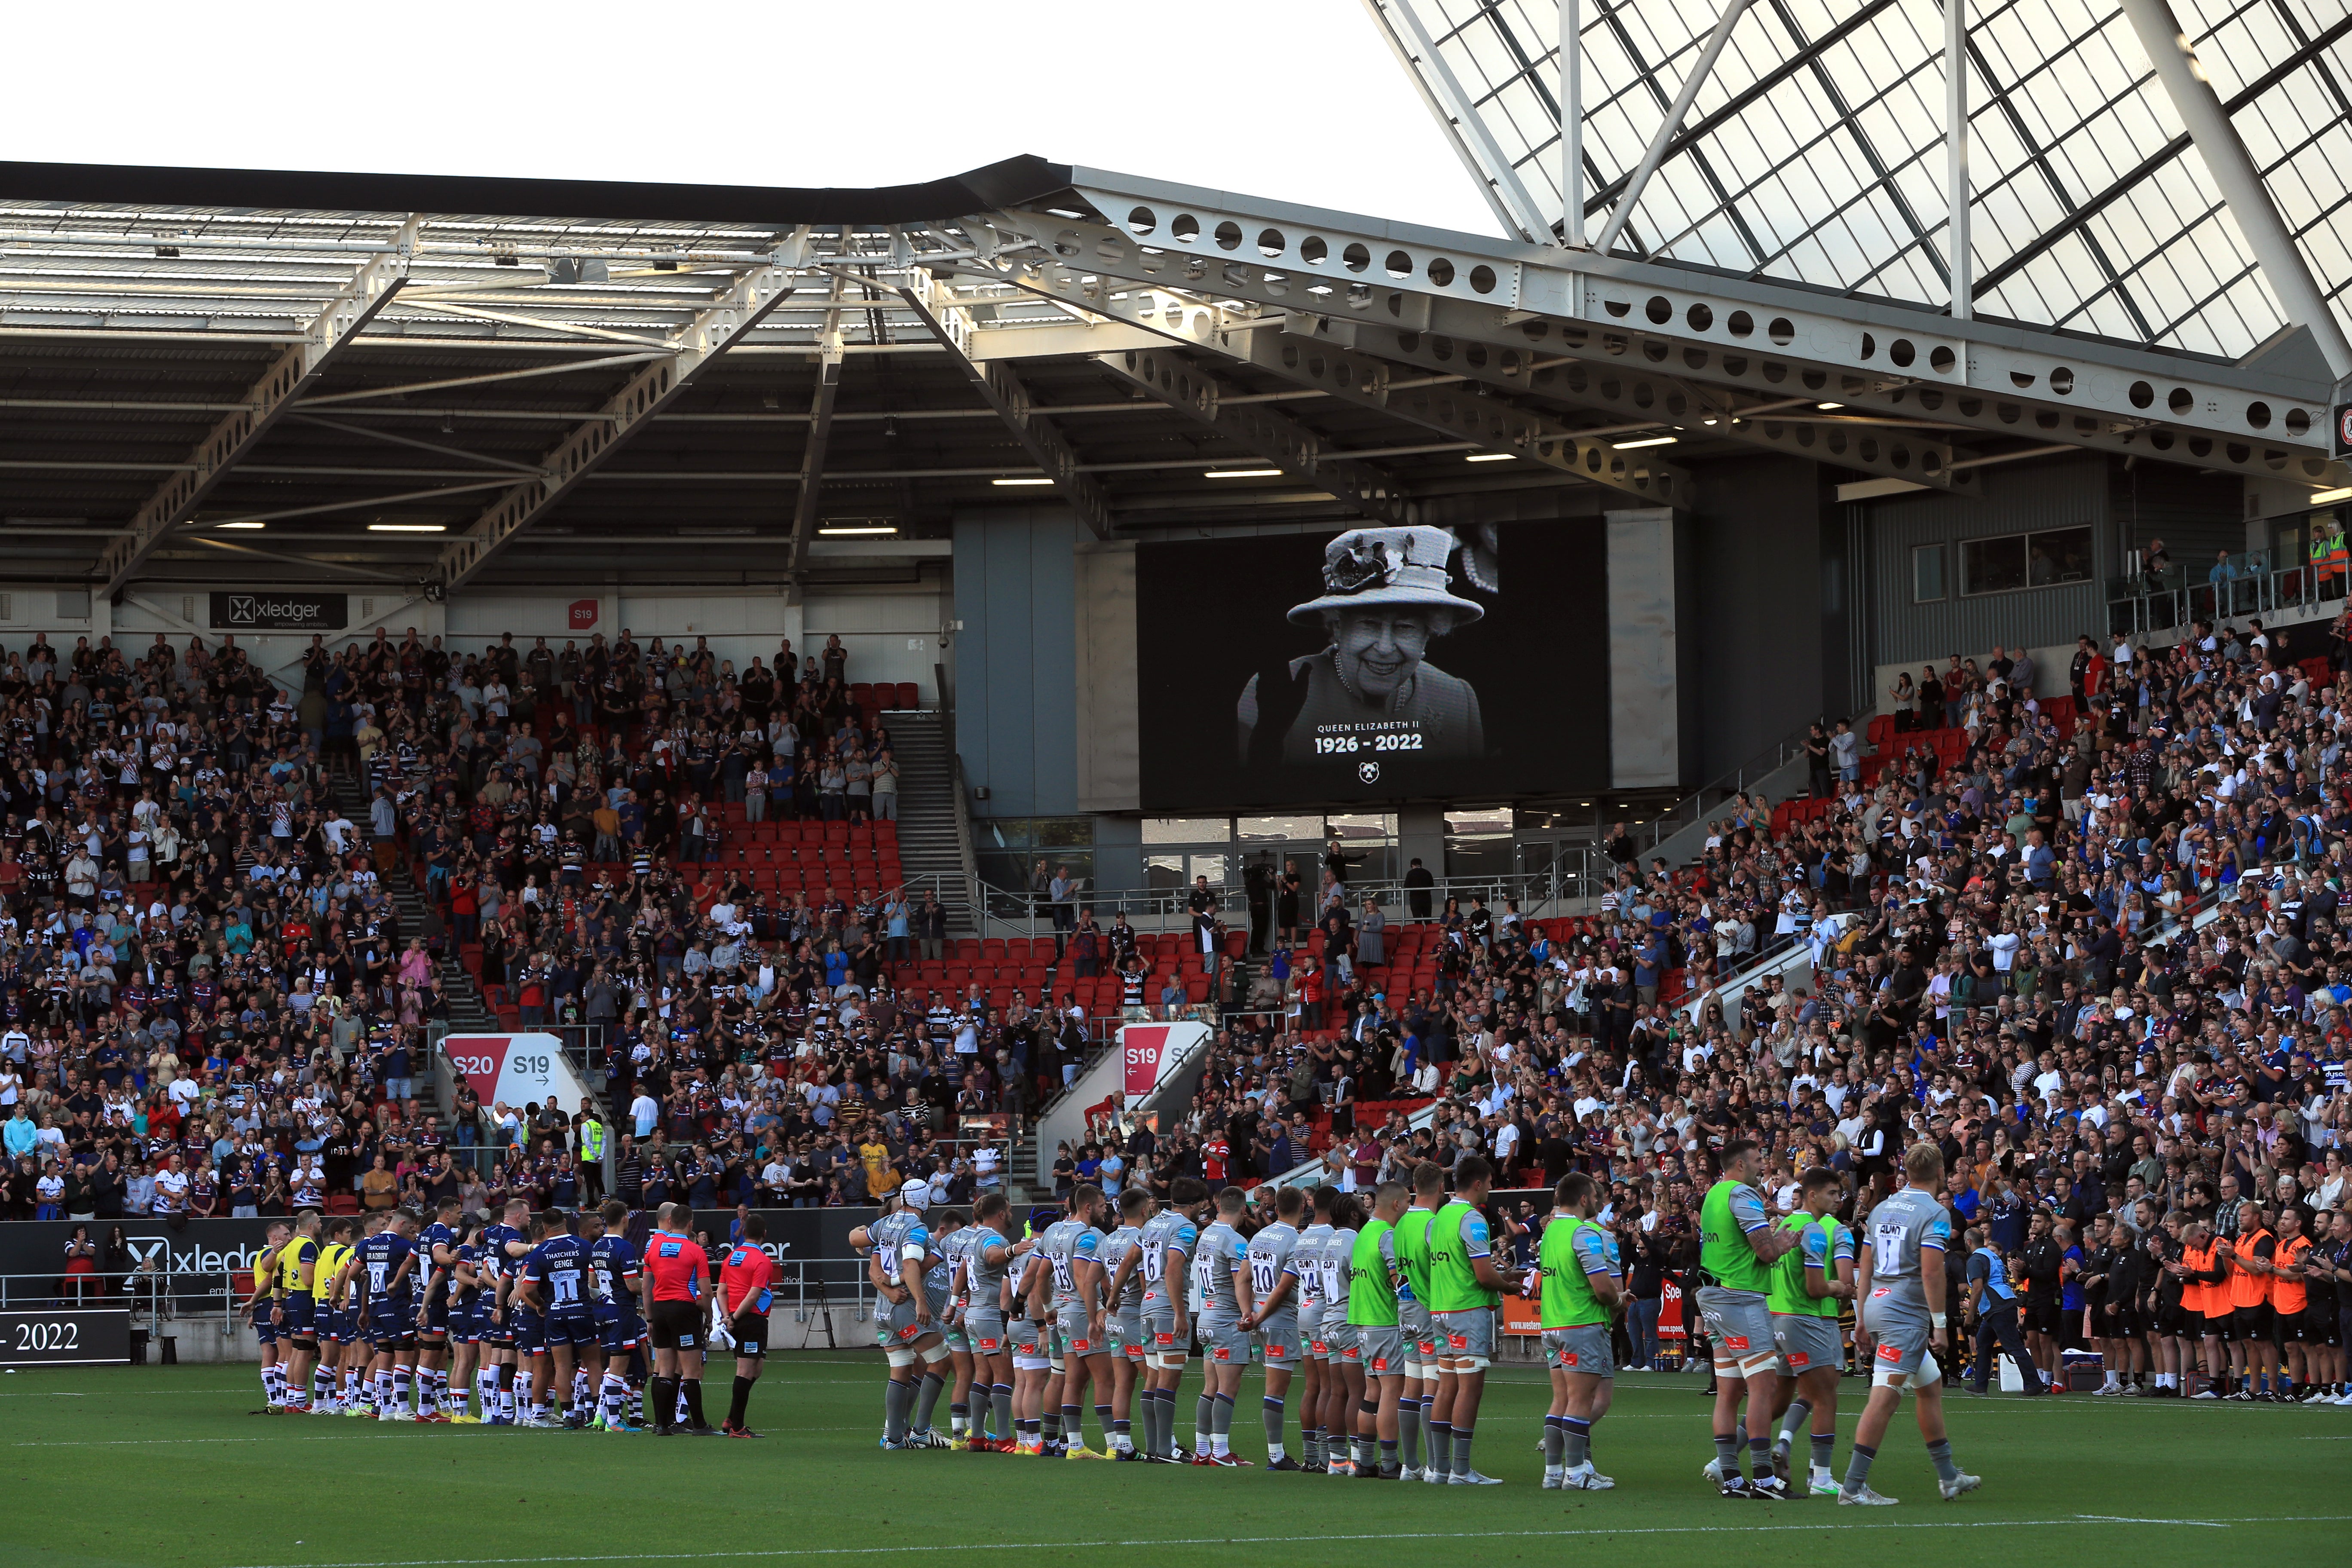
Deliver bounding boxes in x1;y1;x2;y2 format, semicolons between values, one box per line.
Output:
643;1202;716;1436
717;1215;779;1437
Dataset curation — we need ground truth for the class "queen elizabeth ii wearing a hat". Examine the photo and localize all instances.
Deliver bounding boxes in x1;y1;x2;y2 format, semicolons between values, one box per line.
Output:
1236;525;1487;769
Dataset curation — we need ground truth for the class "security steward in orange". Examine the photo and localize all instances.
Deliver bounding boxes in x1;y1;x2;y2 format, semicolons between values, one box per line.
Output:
2171;1221;2230;1397
2271;1207;2316;1402
2221;1213;2279;1401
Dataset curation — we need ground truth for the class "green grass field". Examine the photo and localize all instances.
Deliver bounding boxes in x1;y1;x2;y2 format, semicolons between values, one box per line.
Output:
5;1356;2347;1568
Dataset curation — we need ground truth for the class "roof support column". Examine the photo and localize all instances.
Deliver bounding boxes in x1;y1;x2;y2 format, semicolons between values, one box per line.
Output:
1561;0;1586;247
2118;0;2352;380
1945;0;1971;322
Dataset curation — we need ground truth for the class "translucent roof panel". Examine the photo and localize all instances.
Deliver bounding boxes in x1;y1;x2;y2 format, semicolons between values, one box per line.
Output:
1400;0;2352;361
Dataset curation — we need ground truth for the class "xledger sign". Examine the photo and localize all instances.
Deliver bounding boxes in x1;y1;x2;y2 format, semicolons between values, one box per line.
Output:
441;1032;591;1116
209;592;348;631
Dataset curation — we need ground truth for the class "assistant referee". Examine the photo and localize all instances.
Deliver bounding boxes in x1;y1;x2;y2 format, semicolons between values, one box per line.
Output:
717;1215;779;1438
645;1202;716;1436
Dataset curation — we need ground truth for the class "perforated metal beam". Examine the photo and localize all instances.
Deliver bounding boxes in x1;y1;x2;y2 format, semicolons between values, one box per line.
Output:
1091;346;1415;525
894;269;1115;538
1293;312;1981;492
1431;301;2350;489
973;266;1685;504
989;187;2337;458
989;245;2346;490
1233;328;1686;504
98;222;417;594
434;263;798;588
1389;288;2345;488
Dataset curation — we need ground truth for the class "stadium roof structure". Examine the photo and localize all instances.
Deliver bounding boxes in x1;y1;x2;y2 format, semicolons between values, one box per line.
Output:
0;0;2345;595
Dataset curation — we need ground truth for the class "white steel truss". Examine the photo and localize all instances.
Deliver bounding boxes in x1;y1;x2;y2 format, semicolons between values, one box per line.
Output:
96;221;417;594
983;179;2344;483
433;260;799;587
1292;311;1982;493
1091;346;1418;526
786;272;852;591
894;268;1117;539
986;266;1687;503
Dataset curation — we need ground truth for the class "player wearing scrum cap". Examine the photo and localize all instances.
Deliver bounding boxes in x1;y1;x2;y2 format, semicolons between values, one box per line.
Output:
851;1178;951;1450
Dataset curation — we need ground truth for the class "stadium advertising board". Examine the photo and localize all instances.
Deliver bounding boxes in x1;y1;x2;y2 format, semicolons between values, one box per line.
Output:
1135;521;1609;808
0;1211;882;1295
207;591;348;631
0;1306;130;1367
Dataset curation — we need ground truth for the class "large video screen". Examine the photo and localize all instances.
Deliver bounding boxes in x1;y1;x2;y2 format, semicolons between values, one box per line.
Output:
1136;521;1610;809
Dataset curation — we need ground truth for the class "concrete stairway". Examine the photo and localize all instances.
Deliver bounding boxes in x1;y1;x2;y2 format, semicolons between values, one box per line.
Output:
328;770;498;1037
883;708;975;934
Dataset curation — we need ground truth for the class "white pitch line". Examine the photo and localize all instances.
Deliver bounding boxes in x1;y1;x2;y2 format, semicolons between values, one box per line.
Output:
15;1437;270;1447
223;1515;2352;1568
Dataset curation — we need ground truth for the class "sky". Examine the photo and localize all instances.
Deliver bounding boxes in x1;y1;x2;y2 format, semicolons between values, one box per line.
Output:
1;0;1507;238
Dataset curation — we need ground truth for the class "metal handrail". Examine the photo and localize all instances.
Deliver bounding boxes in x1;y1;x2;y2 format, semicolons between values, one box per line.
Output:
1632;720;1826;857
1;1267;248;1337
2108;557;2347;639
965;861;1607;940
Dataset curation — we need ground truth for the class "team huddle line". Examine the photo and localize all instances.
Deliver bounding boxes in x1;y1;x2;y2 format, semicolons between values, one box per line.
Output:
246;1197;779;1436
847;1141;1982;1502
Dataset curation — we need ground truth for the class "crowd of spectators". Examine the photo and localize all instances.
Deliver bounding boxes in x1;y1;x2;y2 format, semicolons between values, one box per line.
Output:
13;600;2352;1391
1071;612;2352;1391
0;624;1041;1230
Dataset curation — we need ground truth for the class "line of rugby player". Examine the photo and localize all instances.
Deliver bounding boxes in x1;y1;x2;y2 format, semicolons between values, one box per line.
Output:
246;1198;780;1436
850;1157;1626;1488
